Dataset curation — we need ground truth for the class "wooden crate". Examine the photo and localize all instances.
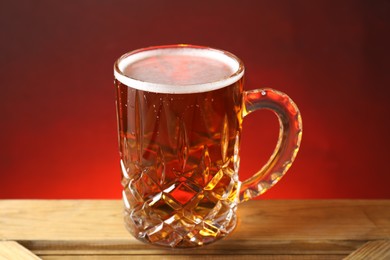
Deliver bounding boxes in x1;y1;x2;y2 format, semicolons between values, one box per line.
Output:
1;200;389;259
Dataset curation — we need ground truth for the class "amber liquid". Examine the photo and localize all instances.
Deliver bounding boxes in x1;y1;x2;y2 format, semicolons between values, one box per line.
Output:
115;78;244;247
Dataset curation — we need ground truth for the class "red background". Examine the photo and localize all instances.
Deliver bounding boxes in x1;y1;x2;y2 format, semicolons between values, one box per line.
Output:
1;0;389;199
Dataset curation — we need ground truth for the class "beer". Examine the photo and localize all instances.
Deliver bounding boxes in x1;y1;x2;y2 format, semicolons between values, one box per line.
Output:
114;45;302;248
115;46;244;247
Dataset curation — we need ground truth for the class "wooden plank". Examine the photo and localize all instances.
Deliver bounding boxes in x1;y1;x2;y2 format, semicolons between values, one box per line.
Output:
20;239;363;256
39;255;345;260
344;240;390;259
0;241;41;260
0;200;130;241
1;200;389;241
0;200;389;257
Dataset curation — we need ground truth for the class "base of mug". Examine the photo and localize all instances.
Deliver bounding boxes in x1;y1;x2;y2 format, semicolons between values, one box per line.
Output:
123;207;238;248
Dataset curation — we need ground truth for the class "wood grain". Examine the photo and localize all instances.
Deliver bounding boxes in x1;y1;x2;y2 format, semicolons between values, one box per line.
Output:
0;241;40;260
344;240;390;259
40;255;344;260
0;200;389;259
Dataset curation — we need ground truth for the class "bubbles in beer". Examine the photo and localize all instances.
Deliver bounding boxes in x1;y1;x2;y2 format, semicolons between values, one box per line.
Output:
124;55;234;86
116;78;244;247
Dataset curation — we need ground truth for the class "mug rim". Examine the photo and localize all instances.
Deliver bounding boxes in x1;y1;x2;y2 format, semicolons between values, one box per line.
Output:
113;44;245;94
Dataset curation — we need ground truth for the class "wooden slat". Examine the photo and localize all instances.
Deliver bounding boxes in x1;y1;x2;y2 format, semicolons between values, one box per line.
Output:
0;200;389;258
0;200;130;241
344;240;390;259
0;241;40;260
19;240;363;256
39;255;345;260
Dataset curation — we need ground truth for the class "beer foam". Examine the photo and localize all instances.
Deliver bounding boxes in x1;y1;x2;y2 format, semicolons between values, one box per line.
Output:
114;46;244;94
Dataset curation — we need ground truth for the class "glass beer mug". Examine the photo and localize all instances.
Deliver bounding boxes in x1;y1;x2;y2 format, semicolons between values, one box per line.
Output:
114;45;302;248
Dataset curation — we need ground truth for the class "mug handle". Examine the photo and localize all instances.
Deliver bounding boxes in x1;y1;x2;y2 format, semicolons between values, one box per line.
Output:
239;88;303;202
